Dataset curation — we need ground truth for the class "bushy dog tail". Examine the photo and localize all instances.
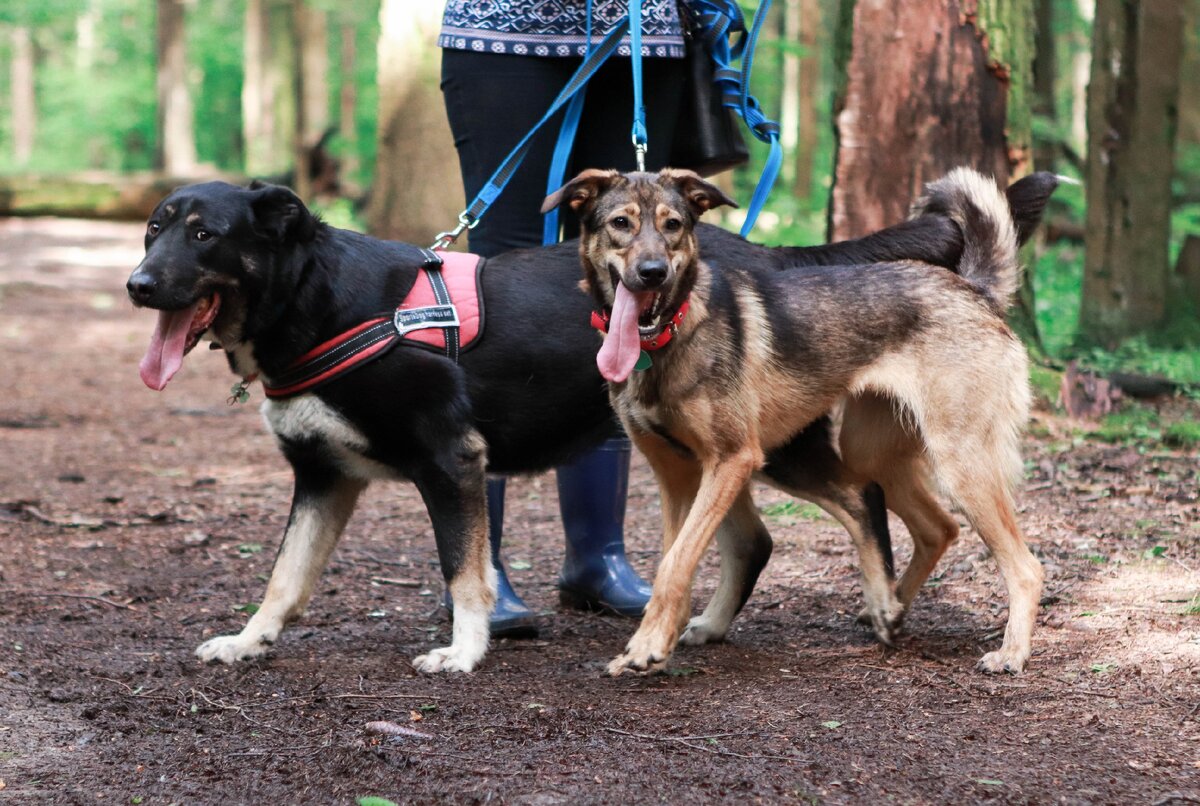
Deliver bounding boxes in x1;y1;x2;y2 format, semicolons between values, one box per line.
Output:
911;167;1022;309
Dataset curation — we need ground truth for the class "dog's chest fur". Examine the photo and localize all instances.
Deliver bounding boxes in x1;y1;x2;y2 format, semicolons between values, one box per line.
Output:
263;395;400;482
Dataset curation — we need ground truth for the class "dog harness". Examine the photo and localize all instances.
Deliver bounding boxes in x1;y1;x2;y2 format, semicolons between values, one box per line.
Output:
590;298;690;351
260;250;484;400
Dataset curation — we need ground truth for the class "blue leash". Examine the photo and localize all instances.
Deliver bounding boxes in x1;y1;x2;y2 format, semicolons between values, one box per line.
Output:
543;0;646;245
435;0;781;249
432;10;632;251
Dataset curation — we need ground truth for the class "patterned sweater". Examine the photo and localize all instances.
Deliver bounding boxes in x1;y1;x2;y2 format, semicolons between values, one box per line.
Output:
439;0;687;58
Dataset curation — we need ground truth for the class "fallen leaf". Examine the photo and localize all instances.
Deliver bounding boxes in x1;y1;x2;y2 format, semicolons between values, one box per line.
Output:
821;721;841;729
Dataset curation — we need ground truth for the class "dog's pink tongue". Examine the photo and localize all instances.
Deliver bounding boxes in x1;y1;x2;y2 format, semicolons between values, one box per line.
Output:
139;302;201;391
597;283;652;384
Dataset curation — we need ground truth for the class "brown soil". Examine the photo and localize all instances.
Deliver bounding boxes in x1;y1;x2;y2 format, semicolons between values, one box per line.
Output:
0;217;1197;805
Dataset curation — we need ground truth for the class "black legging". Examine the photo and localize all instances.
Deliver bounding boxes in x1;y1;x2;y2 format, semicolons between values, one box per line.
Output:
440;49;685;257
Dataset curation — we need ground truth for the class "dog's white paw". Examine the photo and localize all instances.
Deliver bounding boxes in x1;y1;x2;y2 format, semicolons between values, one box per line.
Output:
607;629;674;676
195;633;273;664
856;601;906;647
977;648;1028;675
679;616;727;647
412;645;480;674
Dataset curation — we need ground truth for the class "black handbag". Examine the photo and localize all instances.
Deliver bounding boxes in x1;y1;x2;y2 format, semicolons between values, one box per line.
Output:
668;7;750;176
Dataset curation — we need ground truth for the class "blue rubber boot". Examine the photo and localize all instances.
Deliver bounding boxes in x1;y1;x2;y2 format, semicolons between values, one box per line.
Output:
556;437;652;616
445;477;539;639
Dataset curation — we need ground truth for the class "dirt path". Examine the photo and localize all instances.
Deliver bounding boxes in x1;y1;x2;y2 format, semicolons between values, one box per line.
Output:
0;218;1197;804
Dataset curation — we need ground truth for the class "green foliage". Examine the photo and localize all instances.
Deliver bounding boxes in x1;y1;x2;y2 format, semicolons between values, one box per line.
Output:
0;0;381;178
1083;401;1199;448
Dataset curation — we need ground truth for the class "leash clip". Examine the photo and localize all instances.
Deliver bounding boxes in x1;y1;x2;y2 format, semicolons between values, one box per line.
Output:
430;211;479;251
633;138;648;172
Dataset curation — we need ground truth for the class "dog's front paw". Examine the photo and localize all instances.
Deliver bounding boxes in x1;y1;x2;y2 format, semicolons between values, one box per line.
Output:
679;615;727;647
412;645;480;674
977;647;1028;675
606;630;673;676
856;601;906;646
195;633;273;665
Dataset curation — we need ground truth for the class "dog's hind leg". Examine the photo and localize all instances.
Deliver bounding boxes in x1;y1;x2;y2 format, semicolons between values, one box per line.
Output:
196;466;366;664
679;486;772;646
951;476;1042;674
763;417;902;644
411;430;497;674
883;472;960;610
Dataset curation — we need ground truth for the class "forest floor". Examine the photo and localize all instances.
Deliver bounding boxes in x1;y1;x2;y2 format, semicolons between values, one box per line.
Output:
0;217;1197;805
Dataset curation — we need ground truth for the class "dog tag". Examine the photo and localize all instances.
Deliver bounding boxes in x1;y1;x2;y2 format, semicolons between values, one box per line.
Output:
228;381;251;405
634;350;652;372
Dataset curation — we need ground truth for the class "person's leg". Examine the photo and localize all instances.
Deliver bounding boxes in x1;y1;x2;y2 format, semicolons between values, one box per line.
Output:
441;50;577;636
554;56;686;614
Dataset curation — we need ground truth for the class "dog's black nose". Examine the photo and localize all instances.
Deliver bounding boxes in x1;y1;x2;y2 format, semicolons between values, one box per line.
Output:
127;272;157;304
637;260;669;287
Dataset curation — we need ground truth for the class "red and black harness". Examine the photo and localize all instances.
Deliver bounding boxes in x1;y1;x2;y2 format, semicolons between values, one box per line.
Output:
259;250;484;400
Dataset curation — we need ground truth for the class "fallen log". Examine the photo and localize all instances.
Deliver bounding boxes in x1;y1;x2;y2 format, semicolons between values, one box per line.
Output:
0;171;244;221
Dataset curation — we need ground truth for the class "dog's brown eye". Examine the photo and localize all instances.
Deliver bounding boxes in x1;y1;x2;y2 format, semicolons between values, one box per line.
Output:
195;230;213;242
147;222;160;236
664;218;683;232
611;216;630;231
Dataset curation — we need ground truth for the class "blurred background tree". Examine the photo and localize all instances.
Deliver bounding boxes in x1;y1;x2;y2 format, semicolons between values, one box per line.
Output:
0;0;1195;384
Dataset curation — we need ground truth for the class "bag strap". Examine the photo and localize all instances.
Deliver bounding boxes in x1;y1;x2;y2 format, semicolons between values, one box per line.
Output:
689;0;783;237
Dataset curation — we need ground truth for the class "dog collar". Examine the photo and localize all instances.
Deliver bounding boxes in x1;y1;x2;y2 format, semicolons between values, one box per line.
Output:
590;298;690;352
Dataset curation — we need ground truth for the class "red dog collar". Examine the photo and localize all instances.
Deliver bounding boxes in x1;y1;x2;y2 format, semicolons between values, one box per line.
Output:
590;298;690;351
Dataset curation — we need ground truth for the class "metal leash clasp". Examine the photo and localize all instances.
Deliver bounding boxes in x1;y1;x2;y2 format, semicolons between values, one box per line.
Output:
633;137;648;172
430;211;479;251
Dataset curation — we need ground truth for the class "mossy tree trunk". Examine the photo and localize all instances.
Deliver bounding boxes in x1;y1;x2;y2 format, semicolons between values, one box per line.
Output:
829;0;1040;348
1079;0;1186;344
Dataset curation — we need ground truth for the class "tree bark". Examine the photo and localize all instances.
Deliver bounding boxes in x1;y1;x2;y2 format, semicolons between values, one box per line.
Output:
367;0;463;244
242;0;296;178
290;0;329;201
1032;0;1056;171
155;0;198;175
829;0;1029;242
1079;0;1185;343
338;21;360;180
781;0;821;201
10;26;36;168
830;0;1038;347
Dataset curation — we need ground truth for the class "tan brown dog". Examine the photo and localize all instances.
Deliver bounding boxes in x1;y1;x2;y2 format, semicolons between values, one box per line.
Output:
543;167;1045;676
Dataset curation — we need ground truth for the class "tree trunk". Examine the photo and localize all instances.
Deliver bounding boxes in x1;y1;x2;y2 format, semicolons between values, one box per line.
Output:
290;0;329;201
830;0;1038;346
367;0;463;244
156;0;198;175
10;26;36;168
829;0;1029;242
1079;0;1185;343
338;21;360;180
1178;0;1200;149
1032;0;1056;171
242;0;296;179
781;0;821;201
1069;0;1093;156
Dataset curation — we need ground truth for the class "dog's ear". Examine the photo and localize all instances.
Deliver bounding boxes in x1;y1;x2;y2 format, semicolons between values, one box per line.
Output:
250;183;317;243
659;168;738;216
541;168;621;215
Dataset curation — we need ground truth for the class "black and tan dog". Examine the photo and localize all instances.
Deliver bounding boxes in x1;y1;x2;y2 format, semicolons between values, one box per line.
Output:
125;175;1052;673
544;166;1053;676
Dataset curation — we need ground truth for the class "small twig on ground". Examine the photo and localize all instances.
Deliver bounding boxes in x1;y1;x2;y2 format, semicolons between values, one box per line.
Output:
1;589;136;611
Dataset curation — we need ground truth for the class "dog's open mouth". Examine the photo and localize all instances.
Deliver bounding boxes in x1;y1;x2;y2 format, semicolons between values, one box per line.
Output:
139;293;222;391
597;282;660;384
